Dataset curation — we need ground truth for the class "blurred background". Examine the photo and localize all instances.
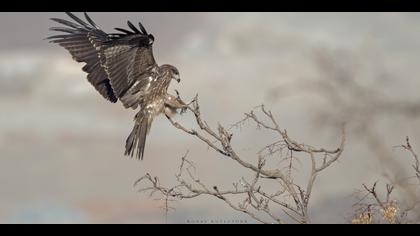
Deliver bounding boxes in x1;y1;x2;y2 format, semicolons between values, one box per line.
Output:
1;12;420;223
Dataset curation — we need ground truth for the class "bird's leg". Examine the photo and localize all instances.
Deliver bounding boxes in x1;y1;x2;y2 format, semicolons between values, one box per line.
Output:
164;93;187;117
174;90;187;113
174;90;196;114
165;93;186;109
171;89;191;114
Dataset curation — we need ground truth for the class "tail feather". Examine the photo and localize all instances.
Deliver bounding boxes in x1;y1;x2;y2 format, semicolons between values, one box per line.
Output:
125;112;151;160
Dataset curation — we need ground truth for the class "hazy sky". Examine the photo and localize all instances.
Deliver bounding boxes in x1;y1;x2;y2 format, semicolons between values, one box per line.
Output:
1;12;420;224
0;12;204;56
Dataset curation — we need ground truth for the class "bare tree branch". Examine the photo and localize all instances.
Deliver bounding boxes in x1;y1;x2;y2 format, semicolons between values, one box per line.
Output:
400;137;420;185
135;94;346;224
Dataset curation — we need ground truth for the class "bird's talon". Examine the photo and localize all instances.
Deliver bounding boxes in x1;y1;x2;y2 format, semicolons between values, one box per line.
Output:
180;107;188;114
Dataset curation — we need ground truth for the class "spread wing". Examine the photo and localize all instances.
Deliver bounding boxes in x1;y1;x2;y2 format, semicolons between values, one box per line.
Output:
48;12;158;108
99;20;157;104
48;12;117;102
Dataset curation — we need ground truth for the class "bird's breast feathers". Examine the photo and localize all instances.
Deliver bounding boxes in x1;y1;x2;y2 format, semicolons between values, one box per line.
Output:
145;98;166;116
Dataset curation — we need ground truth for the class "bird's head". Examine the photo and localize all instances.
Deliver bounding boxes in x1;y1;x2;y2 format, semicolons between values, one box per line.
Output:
162;64;181;83
173;68;181;83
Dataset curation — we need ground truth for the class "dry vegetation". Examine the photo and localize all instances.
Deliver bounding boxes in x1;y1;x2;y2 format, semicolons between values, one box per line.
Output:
352;137;420;224
136;95;345;224
135;50;420;224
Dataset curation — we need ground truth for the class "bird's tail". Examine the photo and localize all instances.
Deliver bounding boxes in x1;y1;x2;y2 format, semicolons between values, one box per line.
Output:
125;112;152;160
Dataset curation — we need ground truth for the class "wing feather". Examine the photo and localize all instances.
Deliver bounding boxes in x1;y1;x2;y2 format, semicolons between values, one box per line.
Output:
48;13;117;102
127;21;141;34
84;12;99;28
49;18;81;29
114;28;135;35
65;12;90;27
138;22;148;35
48;12;157;107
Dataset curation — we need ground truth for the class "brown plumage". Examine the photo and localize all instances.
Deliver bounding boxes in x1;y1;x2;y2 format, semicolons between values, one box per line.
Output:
48;12;185;160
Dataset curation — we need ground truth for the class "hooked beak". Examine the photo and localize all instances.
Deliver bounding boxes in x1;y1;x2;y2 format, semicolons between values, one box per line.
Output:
174;74;181;83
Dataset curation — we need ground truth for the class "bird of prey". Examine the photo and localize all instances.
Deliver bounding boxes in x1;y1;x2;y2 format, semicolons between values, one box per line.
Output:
48;12;185;160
